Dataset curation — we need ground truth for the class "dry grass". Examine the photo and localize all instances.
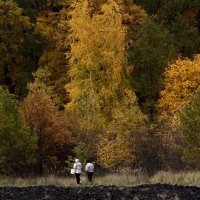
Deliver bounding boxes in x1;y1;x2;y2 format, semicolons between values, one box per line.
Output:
0;175;77;187
93;173;147;186
1;171;200;187
150;171;200;187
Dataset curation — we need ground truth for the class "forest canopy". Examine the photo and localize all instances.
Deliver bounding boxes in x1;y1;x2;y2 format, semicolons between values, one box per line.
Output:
0;0;200;175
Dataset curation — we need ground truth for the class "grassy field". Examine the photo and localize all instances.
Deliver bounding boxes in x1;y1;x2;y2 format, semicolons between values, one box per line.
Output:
1;171;200;187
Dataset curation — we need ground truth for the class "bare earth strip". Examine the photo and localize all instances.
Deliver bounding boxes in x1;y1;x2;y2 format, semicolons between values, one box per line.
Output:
0;184;200;200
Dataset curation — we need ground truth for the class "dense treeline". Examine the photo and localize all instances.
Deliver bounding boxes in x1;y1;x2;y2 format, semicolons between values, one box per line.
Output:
0;0;200;176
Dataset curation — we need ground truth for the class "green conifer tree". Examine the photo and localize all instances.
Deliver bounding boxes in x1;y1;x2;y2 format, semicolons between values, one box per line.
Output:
0;88;37;175
128;18;177;121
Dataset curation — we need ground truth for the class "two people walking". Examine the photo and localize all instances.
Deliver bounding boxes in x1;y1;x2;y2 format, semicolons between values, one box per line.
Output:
72;158;94;184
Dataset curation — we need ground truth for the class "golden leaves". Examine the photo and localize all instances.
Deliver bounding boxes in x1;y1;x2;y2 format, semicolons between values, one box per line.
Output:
65;0;147;169
157;55;200;122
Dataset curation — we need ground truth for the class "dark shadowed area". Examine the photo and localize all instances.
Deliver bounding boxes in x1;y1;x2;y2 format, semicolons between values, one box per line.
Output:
1;184;200;200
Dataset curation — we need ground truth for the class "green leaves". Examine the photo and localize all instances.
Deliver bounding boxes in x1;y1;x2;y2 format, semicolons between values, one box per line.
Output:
0;0;39;96
128;18;177;120
180;88;200;167
0;88;37;175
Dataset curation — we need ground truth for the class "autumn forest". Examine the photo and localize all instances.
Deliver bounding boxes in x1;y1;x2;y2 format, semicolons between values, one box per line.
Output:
0;0;200;176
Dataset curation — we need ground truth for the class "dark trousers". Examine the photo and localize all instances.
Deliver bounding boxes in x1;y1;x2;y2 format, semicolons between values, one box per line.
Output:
87;172;94;182
75;173;81;184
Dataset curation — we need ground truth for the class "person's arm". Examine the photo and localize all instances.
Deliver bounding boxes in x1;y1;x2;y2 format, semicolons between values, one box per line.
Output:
85;164;88;172
73;163;76;169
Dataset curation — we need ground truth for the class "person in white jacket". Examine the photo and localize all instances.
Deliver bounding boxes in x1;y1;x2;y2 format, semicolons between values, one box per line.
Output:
85;160;94;183
73;158;82;184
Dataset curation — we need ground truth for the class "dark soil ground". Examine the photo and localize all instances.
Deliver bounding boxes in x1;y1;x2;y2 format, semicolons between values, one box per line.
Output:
0;184;200;200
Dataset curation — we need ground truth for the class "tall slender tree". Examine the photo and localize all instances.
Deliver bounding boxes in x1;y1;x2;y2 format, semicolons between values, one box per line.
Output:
66;0;146;167
179;88;200;168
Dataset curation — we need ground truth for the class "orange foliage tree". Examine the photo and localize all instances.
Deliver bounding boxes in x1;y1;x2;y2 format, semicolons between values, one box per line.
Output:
119;0;147;42
20;82;79;174
34;2;70;108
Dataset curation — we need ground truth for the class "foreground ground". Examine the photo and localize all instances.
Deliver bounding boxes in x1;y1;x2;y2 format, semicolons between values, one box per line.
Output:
1;184;200;200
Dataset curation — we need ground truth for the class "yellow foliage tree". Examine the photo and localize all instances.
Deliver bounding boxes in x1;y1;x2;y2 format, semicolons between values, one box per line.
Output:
154;55;200;172
66;0;147;168
97;91;147;169
157;54;200;122
66;0;129;125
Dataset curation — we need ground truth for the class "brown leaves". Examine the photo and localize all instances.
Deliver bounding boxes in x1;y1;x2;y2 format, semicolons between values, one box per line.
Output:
20;81;79;172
